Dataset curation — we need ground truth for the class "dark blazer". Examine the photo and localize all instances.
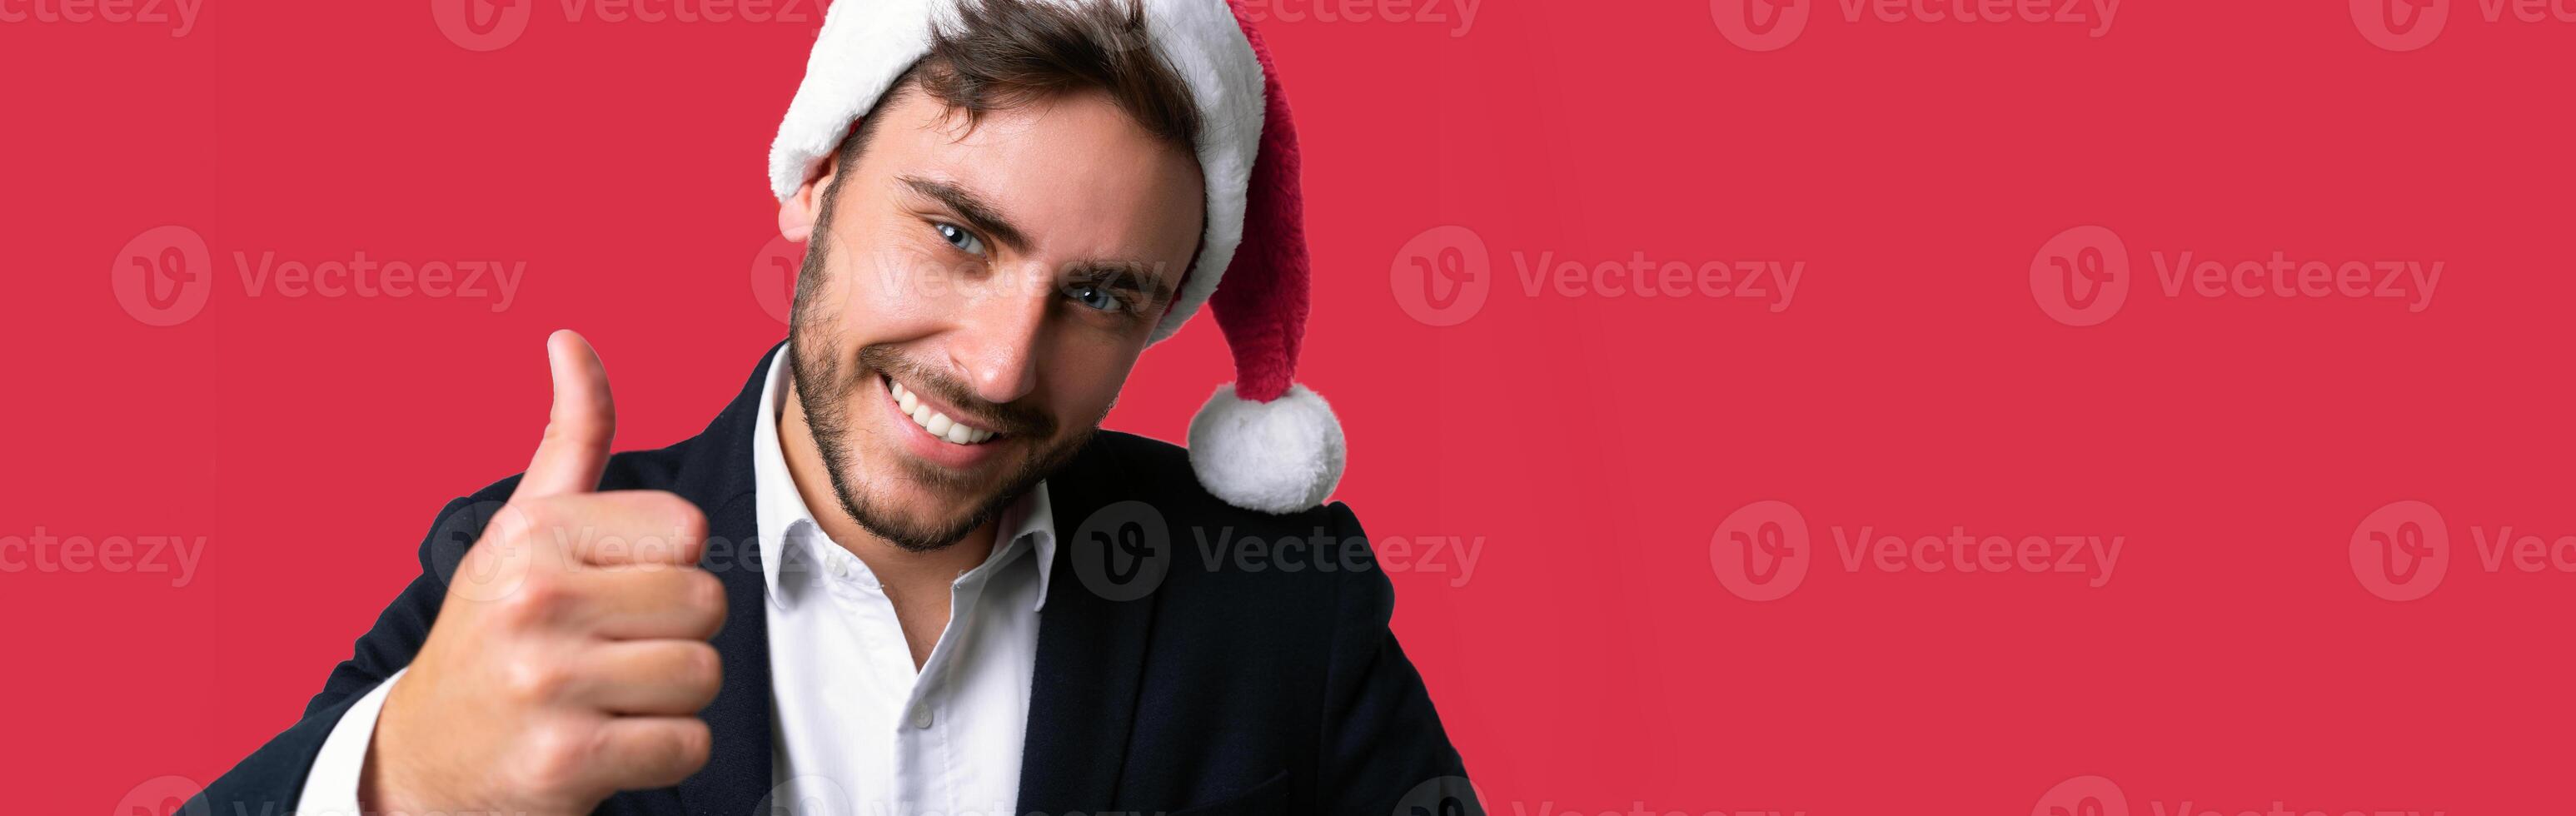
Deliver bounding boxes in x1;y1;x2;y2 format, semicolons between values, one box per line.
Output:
192;344;1475;816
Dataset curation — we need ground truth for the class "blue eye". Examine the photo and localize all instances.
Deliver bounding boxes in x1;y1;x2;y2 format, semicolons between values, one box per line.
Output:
1068;282;1125;313
934;222;984;255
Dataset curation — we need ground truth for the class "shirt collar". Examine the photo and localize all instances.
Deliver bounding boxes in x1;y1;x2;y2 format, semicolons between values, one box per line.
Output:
750;345;1057;610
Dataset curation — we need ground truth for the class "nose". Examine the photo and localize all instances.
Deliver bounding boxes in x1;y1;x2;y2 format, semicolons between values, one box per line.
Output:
948;270;1049;406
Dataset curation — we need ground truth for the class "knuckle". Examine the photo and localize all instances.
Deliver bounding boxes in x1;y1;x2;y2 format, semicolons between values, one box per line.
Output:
502;496;564;545
541;414;605;448
502;659;570;702
513;497;565;536
517;723;590;793
456;544;506;582
496;571;564;624
476;509;534;556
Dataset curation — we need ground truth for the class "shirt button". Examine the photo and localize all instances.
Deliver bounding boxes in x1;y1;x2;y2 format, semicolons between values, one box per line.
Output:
826;558;849;580
909;702;934;729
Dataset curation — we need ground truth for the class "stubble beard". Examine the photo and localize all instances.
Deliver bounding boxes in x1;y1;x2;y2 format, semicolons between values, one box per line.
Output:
785;241;1098;553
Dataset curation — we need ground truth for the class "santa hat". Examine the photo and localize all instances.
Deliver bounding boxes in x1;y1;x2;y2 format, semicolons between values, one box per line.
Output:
767;0;1343;514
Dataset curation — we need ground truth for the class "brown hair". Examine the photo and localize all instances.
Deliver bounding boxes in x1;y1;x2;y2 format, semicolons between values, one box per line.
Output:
825;0;1204;201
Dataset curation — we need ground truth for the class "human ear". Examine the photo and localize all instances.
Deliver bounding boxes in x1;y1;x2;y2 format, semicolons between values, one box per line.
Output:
776;153;841;243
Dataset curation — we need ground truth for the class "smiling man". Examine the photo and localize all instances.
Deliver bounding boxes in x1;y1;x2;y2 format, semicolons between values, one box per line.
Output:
190;1;1473;814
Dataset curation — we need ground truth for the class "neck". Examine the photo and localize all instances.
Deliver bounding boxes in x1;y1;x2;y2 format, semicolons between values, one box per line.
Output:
779;376;998;592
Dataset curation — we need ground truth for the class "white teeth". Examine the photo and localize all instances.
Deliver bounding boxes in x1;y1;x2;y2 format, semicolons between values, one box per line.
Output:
889;376;998;446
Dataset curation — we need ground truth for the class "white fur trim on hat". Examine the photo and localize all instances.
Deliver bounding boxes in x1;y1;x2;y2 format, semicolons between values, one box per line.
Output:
765;0;1264;343
1187;382;1344;514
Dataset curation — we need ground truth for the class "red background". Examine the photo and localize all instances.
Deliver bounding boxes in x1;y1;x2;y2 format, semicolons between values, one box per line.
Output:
6;0;2574;813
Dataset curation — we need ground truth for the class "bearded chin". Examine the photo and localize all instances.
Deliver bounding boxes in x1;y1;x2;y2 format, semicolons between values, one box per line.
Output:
785;285;1094;554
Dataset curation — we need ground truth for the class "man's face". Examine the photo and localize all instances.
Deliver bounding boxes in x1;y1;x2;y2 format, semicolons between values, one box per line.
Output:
783;86;1205;551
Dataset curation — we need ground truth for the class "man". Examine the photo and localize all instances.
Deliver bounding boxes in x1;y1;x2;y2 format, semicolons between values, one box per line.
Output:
190;0;1474;814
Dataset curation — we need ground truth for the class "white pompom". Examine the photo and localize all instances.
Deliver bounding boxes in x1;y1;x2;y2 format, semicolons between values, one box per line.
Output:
1187;382;1346;514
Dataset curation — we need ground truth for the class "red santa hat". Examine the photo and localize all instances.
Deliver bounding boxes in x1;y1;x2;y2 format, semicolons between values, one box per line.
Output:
767;0;1343;514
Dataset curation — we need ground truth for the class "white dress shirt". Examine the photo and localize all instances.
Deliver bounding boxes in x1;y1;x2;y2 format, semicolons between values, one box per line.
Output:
297;346;1057;816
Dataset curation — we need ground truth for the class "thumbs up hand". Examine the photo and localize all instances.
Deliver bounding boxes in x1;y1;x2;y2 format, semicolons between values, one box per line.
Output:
366;331;725;816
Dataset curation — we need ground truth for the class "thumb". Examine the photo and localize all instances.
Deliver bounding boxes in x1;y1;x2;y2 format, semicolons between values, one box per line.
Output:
513;329;616;500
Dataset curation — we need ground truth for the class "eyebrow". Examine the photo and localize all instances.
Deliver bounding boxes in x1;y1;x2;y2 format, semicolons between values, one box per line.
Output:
899;173;1183;310
899;175;1030;253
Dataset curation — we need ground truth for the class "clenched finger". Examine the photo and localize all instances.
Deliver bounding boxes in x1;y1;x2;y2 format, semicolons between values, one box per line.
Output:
560;565;726;640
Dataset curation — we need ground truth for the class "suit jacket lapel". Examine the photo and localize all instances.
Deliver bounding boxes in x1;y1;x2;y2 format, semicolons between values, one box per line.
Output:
675;346;776;816
1017;435;1161;813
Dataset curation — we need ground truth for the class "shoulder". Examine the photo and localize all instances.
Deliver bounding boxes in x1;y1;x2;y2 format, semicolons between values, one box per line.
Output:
1078;430;1383;616
1086;430;1364;544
